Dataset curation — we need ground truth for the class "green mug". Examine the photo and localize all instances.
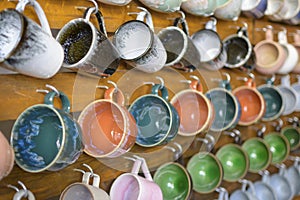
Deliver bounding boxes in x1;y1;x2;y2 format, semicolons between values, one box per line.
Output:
281;126;300;151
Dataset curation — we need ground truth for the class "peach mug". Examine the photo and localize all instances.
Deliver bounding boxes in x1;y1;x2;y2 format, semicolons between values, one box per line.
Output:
0;131;14;180
292;31;300;73
78;85;138;158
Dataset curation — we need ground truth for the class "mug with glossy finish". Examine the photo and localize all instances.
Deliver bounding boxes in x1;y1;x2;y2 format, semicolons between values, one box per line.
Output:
241;0;267;19
110;157;163;200
0;131;14;180
57;7;120;76
257;78;284;121
181;0;216;17
264;132;290;164
264;0;285;22
281;126;300;151
0;0;63;79
254;28;287;75
214;0;242;21
129;84;179;147
277;75;298;116
78;87;138;158
291;75;300;112
216;143;249;182
280;0;300;25
233;78;265;126
154;162;192;200
230;179;259;200
11;91;83;173
277;163;300;197
252;173;277;200
170;80;214;136
187;152;223;193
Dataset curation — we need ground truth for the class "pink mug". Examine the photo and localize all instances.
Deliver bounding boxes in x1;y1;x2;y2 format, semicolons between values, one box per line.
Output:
0;131;14;180
110;156;163;200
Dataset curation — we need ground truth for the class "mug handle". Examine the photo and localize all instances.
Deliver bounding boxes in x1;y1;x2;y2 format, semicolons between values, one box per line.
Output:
104;87;125;106
241;179;257;196
219;80;232;91
83;7;107;37
140;157;153;181
130;158;142;174
190;80;203;92
151;84;169;101
15;0;52;35
173;17;189;36
136;7;154;31
44;91;71;114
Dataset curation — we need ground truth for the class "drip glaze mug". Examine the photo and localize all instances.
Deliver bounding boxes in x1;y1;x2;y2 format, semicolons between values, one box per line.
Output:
78;86;138;158
170;79;214;136
0;0;63;79
11;91;83;173
129;84;179;147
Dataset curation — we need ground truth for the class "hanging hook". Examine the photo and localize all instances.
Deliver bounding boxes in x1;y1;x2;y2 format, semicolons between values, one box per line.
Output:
45;84;60;96
155;76;165;88
96;85;109;90
73;168;86;174
75;0;98;14
237;77;248;82
36;89;49;94
222;72;231;82
82;163;94;176
190;75;200;83
179;80;192;84
107;80;118;90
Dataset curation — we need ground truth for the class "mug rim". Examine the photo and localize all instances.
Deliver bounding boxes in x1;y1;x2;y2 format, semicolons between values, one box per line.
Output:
186;152;223;193
56;18;99;69
11;104;66;173
129;94;173;147
223;34;253;68
153;162;192;200
78;99;129;158
170;89;213;136
157;26;188;67
257;84;284;122
277;85;298;116
216;143;249;182
113;20;154;60
242;137;272;173
277;43;299;74
205;88;240;132
233;85;265;126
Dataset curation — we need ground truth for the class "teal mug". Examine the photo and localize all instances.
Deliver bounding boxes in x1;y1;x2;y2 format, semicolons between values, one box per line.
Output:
129;84;180;147
11;91;83;172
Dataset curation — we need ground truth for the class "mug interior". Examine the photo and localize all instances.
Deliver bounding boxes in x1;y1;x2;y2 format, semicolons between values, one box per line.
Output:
223;36;250;66
171;91;209;135
277;86;297;115
57;19;93;65
234;88;263;124
216;144;248;182
154;163;191;200
11;105;64;172
129;95;172;147
206;89;238;131
257;85;283;120
110;174;140;200
61;184;94;200
254;42;280;67
187;152;222;193
192;30;222;62
113;20;153;60
264;133;289;164
79;101;127;157
281;126;300;150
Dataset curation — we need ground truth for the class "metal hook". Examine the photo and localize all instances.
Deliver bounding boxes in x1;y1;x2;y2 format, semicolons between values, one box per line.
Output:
280;26;287;34
156;76;164;88
247;72;255;80
107;80;118;90
82;163;94;176
45;84;60;97
8;181;29;197
123;156;137;162
222;72;231;82
209;17;217;25
96;85;109;90
75;0;98;14
237;77;248;82
179;80;192;84
176;10;186;20
7;184;19;192
36;89;49;94
272;118;283;131
143;82;155;86
190;75;200;83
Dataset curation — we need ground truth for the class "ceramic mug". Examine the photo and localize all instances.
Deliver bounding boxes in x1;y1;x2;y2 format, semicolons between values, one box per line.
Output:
292;31;300;73
276;163;300;197
187;152;223;193
97;0;132;6
265;0;286;22
254;27;287;75
214;0;242;21
281;126;300;151
206;78;241;132
241;138;271;173
241;0;267;19
170;79;214;136
60;172;110;200
277;75;298;116
276;30;299;74
181;0;216;17
252;172;277;200
0;0;63;79
129;84;179;147
0;131;14;180
191;18;227;71
230;179;259;200
264;132;290;164
121;8;167;73
153;162;192;200
233;78;265;126
11;91;83;173
223;24;254;68
110;156;163;200
291;75;300;111
137;0;183;13
280;0;300;25
56;7;120;76
216;143;249;182
157;17;200;71
78;86;138;158
257;78;284;121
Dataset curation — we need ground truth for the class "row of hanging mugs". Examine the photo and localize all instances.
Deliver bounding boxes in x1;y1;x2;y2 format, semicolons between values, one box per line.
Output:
1;70;300;175
3;120;300;200
2;0;300;79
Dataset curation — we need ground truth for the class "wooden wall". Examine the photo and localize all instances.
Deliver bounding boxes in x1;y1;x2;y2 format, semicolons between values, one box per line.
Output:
0;0;300;199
